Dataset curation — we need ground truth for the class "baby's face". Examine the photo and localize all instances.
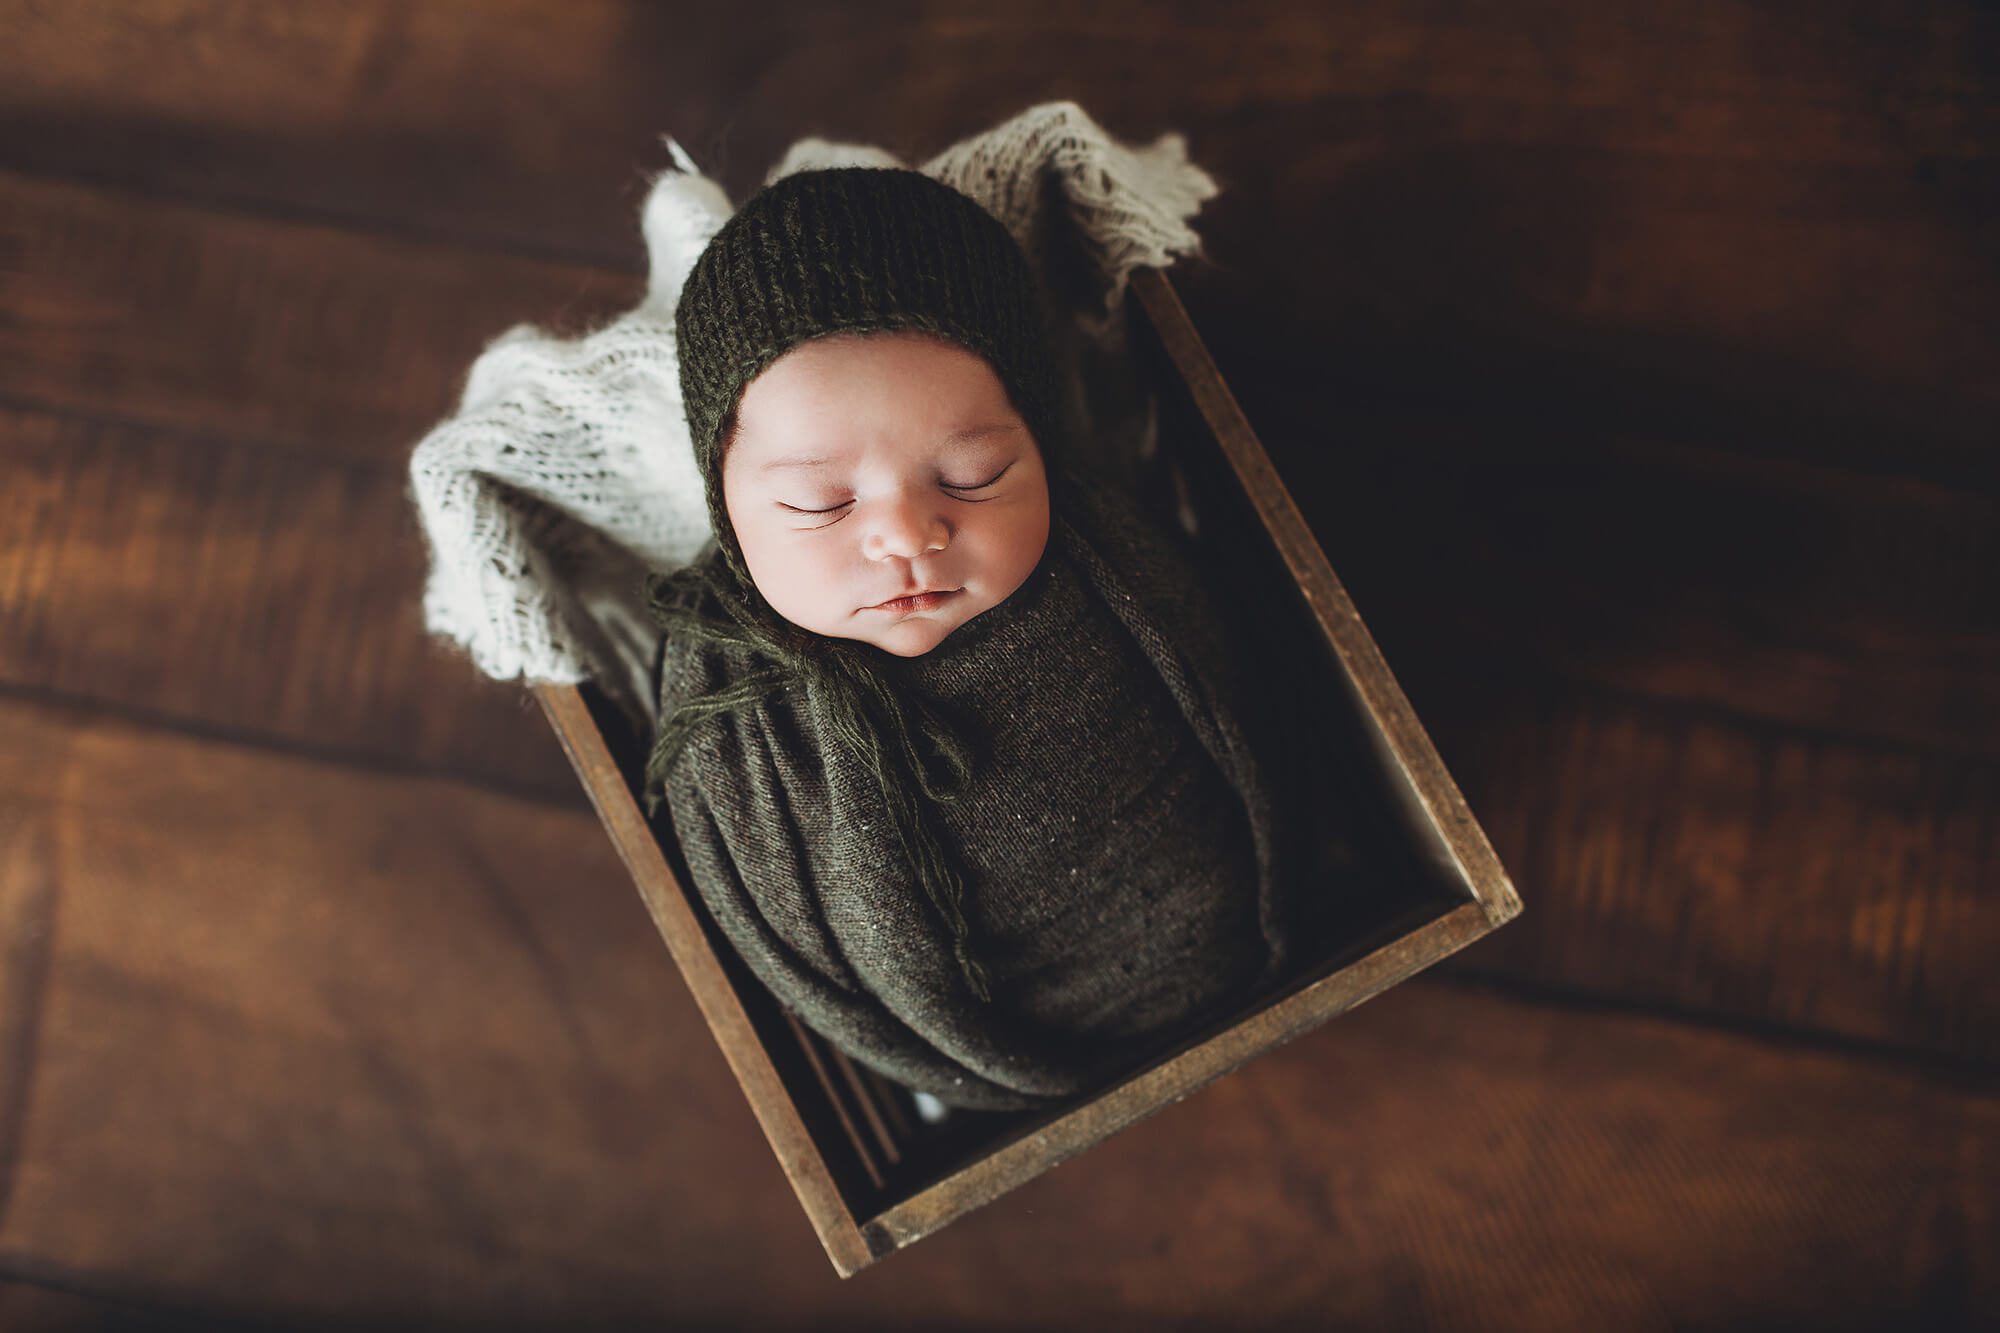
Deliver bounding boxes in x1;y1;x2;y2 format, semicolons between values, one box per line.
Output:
720;329;1051;658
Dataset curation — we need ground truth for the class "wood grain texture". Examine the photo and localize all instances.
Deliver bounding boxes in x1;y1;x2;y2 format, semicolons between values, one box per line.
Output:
0;692;808;1324
0;404;577;799
0;692;1989;1325
0;165;630;796
1426;679;1999;1066
0;0;747;260
0;170;633;463
0;1279;212;1332
1265;413;2000;763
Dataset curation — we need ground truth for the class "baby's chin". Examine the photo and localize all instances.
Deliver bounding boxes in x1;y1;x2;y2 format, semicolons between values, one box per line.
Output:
770;583;1020;655
847;613;968;658
799;599;983;657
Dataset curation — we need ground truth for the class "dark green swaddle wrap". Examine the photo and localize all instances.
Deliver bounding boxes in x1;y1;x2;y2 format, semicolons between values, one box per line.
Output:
646;466;1299;1110
637;163;1303;1110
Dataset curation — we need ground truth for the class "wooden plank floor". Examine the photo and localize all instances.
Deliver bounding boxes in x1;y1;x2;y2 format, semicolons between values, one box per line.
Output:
2;3;1993;1327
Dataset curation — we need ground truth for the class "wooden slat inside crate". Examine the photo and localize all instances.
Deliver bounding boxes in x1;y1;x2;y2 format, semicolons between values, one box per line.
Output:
1126;268;1521;931
534;265;1521;1275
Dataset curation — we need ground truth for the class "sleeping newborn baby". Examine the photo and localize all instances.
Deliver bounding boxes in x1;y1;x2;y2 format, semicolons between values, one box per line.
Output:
642;166;1300;1112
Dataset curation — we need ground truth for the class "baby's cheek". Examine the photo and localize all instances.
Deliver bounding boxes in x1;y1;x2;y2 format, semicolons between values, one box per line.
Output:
741;528;818;622
957;518;1033;614
1000;499;1051;574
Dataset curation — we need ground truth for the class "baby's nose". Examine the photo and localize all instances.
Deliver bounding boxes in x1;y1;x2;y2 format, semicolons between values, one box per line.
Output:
864;493;949;558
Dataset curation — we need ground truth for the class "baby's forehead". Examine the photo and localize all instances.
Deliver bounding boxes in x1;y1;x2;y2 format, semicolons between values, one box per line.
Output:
734;420;1027;481
730;331;1023;456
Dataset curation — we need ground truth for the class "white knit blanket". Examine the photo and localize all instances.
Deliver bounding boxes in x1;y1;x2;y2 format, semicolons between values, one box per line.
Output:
406;100;1219;724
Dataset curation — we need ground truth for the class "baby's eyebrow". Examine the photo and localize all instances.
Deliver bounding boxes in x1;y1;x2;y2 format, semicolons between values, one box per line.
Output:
757;423;1021;474
942;423;1023;445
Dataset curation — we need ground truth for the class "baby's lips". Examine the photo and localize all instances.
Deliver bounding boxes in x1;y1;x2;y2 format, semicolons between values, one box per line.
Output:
866;587;963;612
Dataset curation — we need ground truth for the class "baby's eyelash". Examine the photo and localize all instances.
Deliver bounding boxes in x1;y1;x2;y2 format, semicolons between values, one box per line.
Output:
944;462;1014;492
779;462;1015;516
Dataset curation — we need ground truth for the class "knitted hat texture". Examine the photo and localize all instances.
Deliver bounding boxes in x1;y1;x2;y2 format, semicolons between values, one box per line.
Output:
673;166;1068;594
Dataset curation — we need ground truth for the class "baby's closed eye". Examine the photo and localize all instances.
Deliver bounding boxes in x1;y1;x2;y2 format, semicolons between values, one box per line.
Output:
778;462;1016;516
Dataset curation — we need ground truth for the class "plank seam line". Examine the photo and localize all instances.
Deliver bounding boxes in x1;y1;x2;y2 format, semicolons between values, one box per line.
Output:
0;157;647;274
0;1251;256;1330
1431;969;1999;1085
0;679;587;812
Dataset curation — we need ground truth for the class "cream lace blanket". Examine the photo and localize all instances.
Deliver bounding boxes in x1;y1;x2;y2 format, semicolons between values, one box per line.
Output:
407;100;1219;724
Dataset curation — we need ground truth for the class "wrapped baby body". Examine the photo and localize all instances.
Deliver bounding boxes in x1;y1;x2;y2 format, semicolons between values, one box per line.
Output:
647;470;1297;1110
640;163;1301;1110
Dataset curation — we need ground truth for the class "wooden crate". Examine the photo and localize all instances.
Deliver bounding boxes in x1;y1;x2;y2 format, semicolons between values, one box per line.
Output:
534;265;1523;1277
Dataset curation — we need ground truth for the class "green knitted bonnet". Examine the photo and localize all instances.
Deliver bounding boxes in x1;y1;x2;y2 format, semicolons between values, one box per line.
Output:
645;165;1079;1003
675;165;1070;590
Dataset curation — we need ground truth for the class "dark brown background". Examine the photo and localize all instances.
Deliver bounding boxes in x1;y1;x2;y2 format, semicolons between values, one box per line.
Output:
1;2;1994;1328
